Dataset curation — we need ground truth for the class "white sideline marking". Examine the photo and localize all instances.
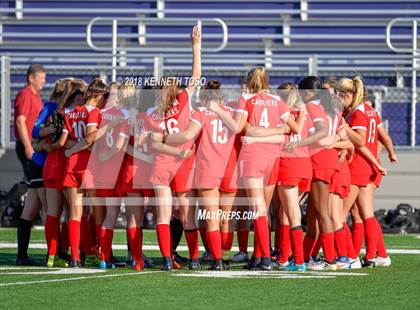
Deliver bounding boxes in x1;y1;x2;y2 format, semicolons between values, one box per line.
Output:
0;270;156;287
173;270;368;280
0;267;105;275
1;243;420;254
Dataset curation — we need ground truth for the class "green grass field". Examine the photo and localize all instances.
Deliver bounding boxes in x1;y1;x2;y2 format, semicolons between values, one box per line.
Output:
1;228;419;310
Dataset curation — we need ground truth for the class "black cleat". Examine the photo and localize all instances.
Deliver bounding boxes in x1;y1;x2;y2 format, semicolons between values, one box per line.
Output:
362;257;376;268
254;257;272;271
173;251;188;263
243;256;261;269
222;259;230;270
15;256;36;266
70;259;81;268
208;259;224;271
189;259;201;270
161;257;173;271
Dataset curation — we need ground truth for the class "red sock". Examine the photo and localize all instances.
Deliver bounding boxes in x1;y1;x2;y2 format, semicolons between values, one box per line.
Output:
127;227;142;261
206;230;222;260
68;219;81;261
253;217;270;258
321;232;336;263
290;227;304;265
278;224;291;263
375;219;387;258
311;238;323;257
100;228;114;261
45;215;59;256
221;231;234;254
185;229;199;260
61;222;69;253
352;222;364;256
237;229;249;253
156;224;171;258
80;216;91;255
343;223;357;259
303;235;316;261
199;227;208;251
364;217;379;260
334;228;347;257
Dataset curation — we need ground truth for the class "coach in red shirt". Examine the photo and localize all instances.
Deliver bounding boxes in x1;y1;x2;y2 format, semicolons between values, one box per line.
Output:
14;64;46;180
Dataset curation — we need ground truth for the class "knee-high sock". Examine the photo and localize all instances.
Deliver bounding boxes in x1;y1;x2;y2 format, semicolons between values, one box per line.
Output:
352;222;364;256
221;231;234;260
375;218;387;258
290;226;304;265
303;235;316;262
68;219;81;261
127;227;142;261
343;223;357;259
17;218;32;258
363;217;379;260
321;232;336;263
278;225;291;263
334;227;347;257
170;218;184;252
100;228;114;261
237;229;249;254
156;224;171;258
253;216;270;258
206;230;222;260
45;215;59;256
184;229;199;260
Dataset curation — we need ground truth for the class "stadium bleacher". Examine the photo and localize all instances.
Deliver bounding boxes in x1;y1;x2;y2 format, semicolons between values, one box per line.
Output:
0;0;419;148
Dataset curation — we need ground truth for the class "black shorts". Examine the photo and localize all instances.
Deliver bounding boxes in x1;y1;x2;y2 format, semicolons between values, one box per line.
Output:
28;160;44;189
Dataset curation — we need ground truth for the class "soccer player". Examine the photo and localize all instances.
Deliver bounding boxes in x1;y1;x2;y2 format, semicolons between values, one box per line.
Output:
143;25;202;270
57;78;109;267
153;80;237;270
336;77;396;268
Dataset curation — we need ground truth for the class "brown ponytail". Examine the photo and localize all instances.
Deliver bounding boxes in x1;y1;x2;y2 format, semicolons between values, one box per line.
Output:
157;76;180;116
246;66;269;94
199;80;223;103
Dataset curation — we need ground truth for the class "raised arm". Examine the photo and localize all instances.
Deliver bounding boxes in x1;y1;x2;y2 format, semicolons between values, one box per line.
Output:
186;24;202;95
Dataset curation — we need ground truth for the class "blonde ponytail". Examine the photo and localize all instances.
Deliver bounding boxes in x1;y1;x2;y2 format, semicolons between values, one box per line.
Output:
352;76;365;110
246;66;269;94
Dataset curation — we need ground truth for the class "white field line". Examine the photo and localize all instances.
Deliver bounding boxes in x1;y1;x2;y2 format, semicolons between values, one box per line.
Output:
0;270;157;287
0;242;420;254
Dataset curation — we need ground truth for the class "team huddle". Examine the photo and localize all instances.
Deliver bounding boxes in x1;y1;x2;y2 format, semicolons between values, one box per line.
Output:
16;25;397;272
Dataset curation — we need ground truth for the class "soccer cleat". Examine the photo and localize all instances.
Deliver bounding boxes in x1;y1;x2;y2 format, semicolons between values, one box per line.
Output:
83;254;100;267
199;250;213;262
243;256;261;269
173;251;188;263
98;260;115;270
189;259;201;270
252;258;272;271
143;254;154;268
270;249;280;261
231;251;249;263
15;256;36;266
125;251;133;265
336;256;351;270
311;259;337;271
307;256;319;271
276;260;290;270
69;259;81;268
208;259;224;271
46;255;69;268
132;259;145;271
362;257;376;268
161;257;173;271
222;260;230;270
283;262;307;272
172;255;183;269
374;256;391;267
349;257;362;269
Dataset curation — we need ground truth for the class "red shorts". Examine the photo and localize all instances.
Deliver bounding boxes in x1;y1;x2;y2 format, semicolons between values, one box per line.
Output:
220;149;239;192
44;178;64;191
329;161;351;198
312;168;336;184
240;156;278;186
351;169;382;188
63;170;94;189
311;148;339;171
120;158;154;197
277;157;312;182
194;173;238;193
151;155;195;193
96;188;119;198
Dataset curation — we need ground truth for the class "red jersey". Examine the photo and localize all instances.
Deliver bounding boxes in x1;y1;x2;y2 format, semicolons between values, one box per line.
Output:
88;106;130;186
63;104;100;173
241;92;290;159
282;108;314;158
143;89;194;165
306;99;341;170
349;102;383;175
190;106;236;177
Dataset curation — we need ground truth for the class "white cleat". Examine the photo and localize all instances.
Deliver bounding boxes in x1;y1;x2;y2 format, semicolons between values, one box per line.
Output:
231;251;249;263
374;256;391;267
311;259;337;271
307;256;319;271
349;257;362;269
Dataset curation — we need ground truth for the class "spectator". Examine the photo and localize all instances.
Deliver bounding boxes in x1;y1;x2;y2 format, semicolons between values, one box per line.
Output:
14;64;46;181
